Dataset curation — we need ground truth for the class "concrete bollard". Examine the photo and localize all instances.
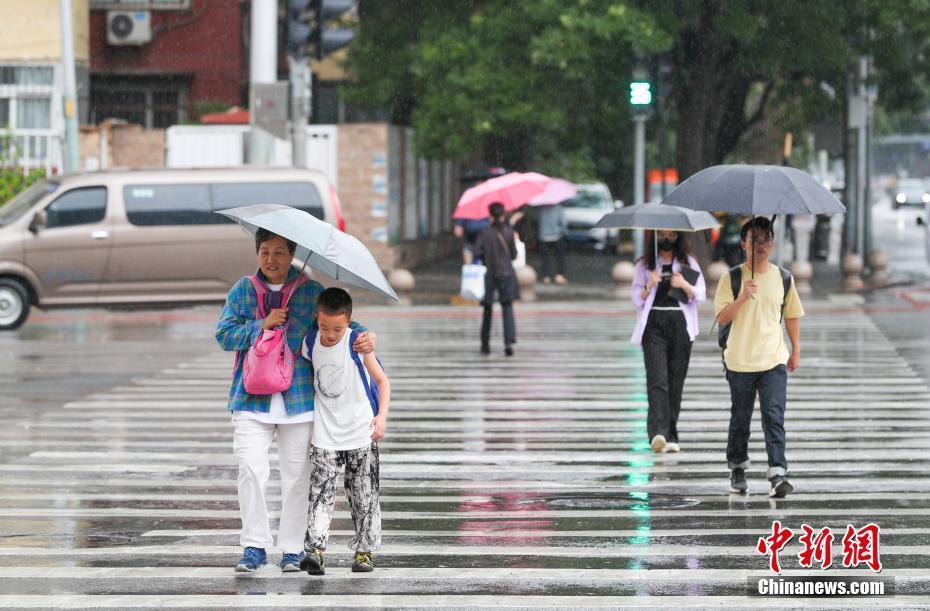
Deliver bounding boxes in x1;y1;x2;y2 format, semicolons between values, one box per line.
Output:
789;260;813;295
868;249;889;289
611;261;636;299
516;265;537;302
841;254;864;292
388;268;415;305
705;261;729;298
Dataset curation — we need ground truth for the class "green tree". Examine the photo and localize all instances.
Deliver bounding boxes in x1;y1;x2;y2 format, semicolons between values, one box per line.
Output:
346;0;930;188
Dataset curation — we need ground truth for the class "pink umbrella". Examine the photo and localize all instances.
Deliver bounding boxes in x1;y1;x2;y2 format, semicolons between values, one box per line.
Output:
527;178;577;206
453;172;551;220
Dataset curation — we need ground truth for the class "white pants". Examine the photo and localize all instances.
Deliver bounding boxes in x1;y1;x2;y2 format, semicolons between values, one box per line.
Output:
233;418;313;553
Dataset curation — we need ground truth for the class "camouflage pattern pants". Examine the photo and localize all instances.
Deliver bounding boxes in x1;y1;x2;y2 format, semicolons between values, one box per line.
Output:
304;443;381;552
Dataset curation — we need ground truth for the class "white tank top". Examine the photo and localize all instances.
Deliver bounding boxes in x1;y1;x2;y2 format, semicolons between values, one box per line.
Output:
310;329;374;450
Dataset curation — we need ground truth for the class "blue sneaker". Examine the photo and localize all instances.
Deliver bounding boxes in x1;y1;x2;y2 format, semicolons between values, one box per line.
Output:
279;551;304;572
235;546;267;572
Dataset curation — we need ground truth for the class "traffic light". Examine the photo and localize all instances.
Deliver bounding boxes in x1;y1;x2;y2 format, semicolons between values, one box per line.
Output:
287;0;314;58
629;63;653;110
287;0;357;60
629;81;653;106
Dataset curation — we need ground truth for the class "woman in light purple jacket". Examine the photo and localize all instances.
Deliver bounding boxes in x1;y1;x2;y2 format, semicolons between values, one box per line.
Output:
631;230;706;454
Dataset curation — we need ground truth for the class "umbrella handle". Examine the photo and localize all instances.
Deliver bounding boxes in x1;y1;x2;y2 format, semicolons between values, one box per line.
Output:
283;252;312;310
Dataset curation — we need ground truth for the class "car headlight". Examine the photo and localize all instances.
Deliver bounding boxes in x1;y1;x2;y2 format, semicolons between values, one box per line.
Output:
896;193;907;203
923;193;930;204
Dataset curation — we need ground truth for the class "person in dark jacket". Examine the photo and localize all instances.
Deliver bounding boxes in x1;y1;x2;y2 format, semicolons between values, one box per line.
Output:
475;202;520;356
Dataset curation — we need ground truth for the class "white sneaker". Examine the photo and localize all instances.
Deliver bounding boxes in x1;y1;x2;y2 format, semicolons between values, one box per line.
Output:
665;442;680;453
650;435;666;453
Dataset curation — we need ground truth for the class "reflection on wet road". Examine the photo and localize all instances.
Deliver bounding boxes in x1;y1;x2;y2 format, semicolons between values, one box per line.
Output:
0;300;928;607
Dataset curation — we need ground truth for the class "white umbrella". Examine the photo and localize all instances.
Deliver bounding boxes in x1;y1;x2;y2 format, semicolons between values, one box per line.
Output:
216;204;399;302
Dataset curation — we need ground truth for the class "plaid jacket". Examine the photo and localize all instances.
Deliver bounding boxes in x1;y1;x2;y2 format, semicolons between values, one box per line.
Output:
215;268;365;415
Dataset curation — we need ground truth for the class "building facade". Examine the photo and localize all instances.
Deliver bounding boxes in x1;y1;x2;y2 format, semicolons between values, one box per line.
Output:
0;0;90;172
88;0;246;128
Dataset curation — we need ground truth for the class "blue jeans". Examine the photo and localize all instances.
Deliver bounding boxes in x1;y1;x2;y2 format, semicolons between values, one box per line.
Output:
725;364;788;479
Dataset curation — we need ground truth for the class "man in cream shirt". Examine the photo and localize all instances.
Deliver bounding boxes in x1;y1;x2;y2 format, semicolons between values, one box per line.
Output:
714;217;804;498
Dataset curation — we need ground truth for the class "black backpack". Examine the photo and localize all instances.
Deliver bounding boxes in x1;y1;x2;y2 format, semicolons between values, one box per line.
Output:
717;265;792;349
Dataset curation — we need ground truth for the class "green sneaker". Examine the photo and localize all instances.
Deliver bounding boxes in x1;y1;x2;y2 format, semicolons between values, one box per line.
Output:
352;551;374;572
300;548;325;575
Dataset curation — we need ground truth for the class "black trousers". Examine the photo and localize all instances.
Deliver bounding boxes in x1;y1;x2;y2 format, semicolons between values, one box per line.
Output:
641;309;693;443
481;302;515;347
539;238;566;278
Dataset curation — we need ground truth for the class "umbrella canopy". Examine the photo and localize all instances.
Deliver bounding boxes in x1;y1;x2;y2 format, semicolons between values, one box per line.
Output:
660;164;846;216
527;178;577;206
216;204;399;302
453;172;550;220
596;202;719;261
595;203;719;232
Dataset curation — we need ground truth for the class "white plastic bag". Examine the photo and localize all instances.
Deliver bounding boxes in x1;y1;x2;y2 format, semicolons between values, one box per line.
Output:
460;263;487;301
513;235;526;268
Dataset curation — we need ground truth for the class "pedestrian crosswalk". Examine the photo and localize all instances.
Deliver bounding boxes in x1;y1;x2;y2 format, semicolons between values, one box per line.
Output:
1;300;929;607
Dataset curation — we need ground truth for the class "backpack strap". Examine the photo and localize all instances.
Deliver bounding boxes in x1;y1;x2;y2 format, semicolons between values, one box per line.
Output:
779;266;792;323
349;329;379;416
246;274;270;318
301;323;318;362
729;266;742;302
709;265;742;336
247;273;307;320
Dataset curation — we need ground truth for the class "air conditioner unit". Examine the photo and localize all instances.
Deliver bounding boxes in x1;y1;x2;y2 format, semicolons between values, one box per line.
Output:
106;11;152;46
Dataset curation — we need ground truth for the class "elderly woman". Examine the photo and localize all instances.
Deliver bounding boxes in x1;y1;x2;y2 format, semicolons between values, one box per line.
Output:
631;230;706;454
215;228;375;573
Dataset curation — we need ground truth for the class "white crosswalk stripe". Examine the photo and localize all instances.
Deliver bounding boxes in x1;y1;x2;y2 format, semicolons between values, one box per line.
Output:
1;300;928;607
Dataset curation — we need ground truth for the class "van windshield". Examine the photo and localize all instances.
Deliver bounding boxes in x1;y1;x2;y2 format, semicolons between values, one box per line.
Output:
0;179;59;226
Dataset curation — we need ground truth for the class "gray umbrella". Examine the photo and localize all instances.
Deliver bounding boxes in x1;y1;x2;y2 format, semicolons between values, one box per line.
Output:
660;164;845;215
216;204;399;302
661;164;845;277
596;203;719;261
596;203;720;232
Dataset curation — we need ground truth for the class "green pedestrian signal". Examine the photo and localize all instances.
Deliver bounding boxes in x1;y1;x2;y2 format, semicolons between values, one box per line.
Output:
629;81;653;106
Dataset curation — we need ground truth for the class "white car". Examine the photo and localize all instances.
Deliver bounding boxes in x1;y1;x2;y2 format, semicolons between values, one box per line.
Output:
562;183;620;251
892;178;930;209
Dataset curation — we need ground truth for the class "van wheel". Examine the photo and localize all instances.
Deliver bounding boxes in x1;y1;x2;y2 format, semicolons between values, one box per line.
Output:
0;278;30;331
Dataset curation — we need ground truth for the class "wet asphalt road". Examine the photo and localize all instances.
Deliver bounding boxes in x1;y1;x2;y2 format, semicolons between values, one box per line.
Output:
0;289;929;609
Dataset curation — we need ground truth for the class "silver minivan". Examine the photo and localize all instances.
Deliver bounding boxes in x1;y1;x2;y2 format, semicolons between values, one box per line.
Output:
0;167;344;330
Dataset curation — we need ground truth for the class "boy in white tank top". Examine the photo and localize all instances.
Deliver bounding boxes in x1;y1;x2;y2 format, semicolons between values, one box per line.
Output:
299;288;390;575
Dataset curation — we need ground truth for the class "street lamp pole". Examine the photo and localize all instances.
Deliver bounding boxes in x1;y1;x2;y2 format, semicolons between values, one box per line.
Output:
248;0;278;165
59;0;80;173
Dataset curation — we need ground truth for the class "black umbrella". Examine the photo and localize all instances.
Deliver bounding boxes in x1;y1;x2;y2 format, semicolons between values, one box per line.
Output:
661;164;846;277
660;164;846;216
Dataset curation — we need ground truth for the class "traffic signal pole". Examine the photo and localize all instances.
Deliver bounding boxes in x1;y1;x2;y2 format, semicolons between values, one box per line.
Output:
629;67;652;258
632;114;646;257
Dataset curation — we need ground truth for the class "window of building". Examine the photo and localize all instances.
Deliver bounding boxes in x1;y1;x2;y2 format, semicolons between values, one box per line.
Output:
91;79;186;128
45;188;107;229
16;98;51;130
0;99;9;127
124;184;214;226
0;66;54;86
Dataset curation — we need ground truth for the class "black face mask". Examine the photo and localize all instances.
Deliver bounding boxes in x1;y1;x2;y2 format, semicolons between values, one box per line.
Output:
657;238;677;252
